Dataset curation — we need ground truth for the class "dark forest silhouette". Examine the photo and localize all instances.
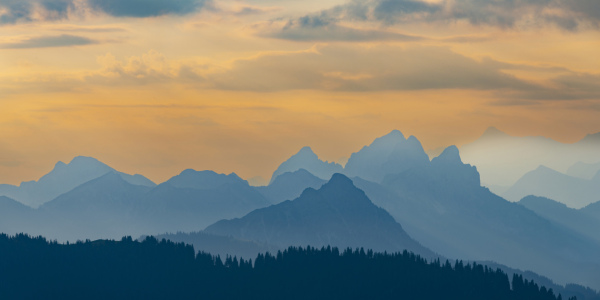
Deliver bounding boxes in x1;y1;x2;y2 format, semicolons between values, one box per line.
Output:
0;234;574;300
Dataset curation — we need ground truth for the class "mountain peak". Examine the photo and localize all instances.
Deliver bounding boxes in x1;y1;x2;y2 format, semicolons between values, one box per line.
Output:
481;126;508;139
432;145;462;164
377;130;406;142
326;173;354;187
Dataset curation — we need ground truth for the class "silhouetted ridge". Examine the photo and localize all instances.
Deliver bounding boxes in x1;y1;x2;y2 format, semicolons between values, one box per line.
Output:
206;173;435;257
166;169;246;190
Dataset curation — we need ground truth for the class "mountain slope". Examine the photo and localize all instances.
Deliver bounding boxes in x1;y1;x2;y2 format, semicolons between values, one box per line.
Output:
503;165;600;208
567;161;600;180
269;147;343;184
206;174;435;258
256;169;326;204
518;195;600;243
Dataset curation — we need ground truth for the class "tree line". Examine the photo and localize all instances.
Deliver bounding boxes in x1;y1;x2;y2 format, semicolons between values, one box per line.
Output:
0;233;575;300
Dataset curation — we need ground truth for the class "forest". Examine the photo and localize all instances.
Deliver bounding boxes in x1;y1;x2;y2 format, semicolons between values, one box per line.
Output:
0;234;573;300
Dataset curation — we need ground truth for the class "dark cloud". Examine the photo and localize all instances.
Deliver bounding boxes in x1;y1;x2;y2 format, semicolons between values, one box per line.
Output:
295;0;600;31
87;0;209;18
0;0;74;24
0;34;96;49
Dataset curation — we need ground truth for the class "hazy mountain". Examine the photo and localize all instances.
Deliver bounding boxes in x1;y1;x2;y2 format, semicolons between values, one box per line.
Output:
348;144;600;289
37;172;152;240
137;169;272;233
344;130;430;183
256;169;326;204
206;174;435;258
0;156;155;208
269;146;343;184
460;127;600;188
152;231;278;260
567;161;600;180
518;195;600;243
0;196;39;235
503;165;600;208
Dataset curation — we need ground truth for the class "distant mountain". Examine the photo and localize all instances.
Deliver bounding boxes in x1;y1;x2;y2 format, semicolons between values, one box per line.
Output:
518;195;600;243
0;196;38;235
38;172;152;240
137;169;272;233
503;165;600;208
256;169;326;204
152;231;278;260
206;174;435;258
567;161;600;180
0;156;155;208
344;130;430;183
349;144;600;290
269;146;343;184
460;127;600;188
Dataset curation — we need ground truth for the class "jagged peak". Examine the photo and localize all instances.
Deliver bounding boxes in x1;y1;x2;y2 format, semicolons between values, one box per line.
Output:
68;156;104;165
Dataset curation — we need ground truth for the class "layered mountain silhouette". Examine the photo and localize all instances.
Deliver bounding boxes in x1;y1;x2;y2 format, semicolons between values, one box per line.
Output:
518;196;600;243
0;156;155;208
269;146;343;184
349;143;600;289
460;127;600;189
138;169;272;234
256;168;326;204
503;165;600;208
344;130;430;183
206;174;435;258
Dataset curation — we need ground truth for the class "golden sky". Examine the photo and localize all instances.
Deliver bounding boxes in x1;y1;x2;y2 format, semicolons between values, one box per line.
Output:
1;0;600;184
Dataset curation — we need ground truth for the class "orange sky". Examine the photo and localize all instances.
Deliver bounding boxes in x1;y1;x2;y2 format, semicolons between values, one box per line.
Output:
1;0;599;184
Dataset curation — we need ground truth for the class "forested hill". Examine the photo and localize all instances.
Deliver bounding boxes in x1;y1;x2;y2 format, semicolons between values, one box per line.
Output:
0;234;573;300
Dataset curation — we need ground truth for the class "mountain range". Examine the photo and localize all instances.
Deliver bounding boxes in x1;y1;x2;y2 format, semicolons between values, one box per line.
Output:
460;127;600;189
503;166;600;208
0;156;155;208
1;130;600;292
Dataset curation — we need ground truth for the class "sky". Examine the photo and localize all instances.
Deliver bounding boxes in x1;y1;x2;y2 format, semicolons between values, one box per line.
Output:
1;0;599;185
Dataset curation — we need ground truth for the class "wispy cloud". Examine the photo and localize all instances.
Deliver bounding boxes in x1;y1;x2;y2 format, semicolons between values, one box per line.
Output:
0;34;97;49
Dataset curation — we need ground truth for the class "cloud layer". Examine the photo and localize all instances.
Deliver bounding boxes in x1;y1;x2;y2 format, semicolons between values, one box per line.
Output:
0;34;96;48
274;0;600;36
0;0;209;24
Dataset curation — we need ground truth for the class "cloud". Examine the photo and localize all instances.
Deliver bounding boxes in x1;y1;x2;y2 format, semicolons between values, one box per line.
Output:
49;24;127;32
260;17;423;42
87;0;209;18
0;0;211;24
294;0;600;31
207;45;536;92
0;0;74;24
0;34;97;48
